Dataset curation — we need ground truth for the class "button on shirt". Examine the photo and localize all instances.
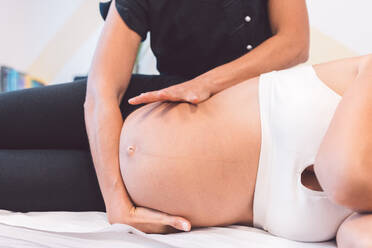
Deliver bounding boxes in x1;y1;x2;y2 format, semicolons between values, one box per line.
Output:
100;0;273;79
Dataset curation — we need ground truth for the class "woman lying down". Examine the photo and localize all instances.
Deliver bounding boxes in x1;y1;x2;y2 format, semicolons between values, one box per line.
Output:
119;55;372;246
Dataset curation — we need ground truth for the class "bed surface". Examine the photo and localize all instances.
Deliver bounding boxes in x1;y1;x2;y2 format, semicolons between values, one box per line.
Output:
0;210;336;247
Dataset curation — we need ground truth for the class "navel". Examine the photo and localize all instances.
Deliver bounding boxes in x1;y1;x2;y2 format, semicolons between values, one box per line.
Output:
127;145;136;156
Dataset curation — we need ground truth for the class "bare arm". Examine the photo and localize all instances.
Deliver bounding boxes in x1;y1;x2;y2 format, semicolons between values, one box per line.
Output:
337;213;372;248
128;0;310;105
84;1;190;233
204;0;310;92
314;54;372;212
84;0;140;218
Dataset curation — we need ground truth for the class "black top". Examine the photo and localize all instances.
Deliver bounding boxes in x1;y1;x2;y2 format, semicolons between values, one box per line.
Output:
100;0;273;79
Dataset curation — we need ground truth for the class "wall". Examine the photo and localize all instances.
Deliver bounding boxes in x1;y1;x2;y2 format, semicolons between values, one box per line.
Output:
0;0;103;84
307;0;371;63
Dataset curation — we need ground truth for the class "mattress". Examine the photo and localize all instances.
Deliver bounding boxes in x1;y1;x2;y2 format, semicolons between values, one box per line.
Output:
0;209;336;247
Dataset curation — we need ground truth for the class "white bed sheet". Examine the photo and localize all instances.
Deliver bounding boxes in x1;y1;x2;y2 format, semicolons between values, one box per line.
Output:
0;210;336;248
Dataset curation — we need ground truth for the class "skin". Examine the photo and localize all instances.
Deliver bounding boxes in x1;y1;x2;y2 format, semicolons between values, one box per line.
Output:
84;0;310;233
119;55;372;244
315;54;372;247
337;213;372;248
121;73;261;227
314;55;372;211
84;0;142;231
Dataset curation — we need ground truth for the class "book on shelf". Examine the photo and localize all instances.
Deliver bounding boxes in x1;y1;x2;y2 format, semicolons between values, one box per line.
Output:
0;65;46;93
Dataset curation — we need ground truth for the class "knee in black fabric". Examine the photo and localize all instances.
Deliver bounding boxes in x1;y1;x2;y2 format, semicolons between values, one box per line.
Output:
0;80;90;149
0;149;105;212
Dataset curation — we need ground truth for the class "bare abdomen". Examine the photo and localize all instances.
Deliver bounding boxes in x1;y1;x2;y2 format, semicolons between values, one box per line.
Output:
119;78;261;227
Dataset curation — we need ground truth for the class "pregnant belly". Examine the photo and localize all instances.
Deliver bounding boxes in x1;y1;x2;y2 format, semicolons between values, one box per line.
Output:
119;78;261;227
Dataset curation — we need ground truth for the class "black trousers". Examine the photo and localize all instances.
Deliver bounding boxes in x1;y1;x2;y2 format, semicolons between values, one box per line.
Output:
0;74;186;212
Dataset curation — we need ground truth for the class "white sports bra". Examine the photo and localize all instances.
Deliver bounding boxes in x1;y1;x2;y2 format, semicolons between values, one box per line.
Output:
253;64;353;242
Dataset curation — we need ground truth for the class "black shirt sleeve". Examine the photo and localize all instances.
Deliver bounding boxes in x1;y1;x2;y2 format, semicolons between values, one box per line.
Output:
99;0;149;41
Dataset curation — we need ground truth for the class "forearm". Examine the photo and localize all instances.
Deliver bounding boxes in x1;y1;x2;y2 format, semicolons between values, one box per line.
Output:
83;0;141;215
84;100;132;209
85;57;135;212
201;0;309;93
204;34;309;93
85;39;135;211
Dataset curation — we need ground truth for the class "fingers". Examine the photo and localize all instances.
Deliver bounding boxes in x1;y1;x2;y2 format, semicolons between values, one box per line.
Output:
128;88;202;105
131;222;179;234
127;77;214;105
149;209;191;232
185;94;199;104
128;90;170;105
133;207;191;232
169;216;192;232
128;90;200;105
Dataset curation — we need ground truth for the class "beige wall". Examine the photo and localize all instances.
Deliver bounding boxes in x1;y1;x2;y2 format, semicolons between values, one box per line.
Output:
309;27;357;65
27;0;103;83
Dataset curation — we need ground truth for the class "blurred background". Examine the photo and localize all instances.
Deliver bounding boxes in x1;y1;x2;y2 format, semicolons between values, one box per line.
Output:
0;0;371;86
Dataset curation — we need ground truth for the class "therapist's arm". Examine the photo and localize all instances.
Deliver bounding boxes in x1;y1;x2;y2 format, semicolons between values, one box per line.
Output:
84;0;190;233
84;0;140;221
205;0;310;92
128;0;309;105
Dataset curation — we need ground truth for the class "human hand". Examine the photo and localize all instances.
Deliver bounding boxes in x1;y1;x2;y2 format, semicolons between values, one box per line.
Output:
107;203;192;234
128;76;216;105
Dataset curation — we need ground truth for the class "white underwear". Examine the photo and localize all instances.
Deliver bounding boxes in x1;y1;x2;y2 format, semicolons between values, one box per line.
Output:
253;64;353;242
